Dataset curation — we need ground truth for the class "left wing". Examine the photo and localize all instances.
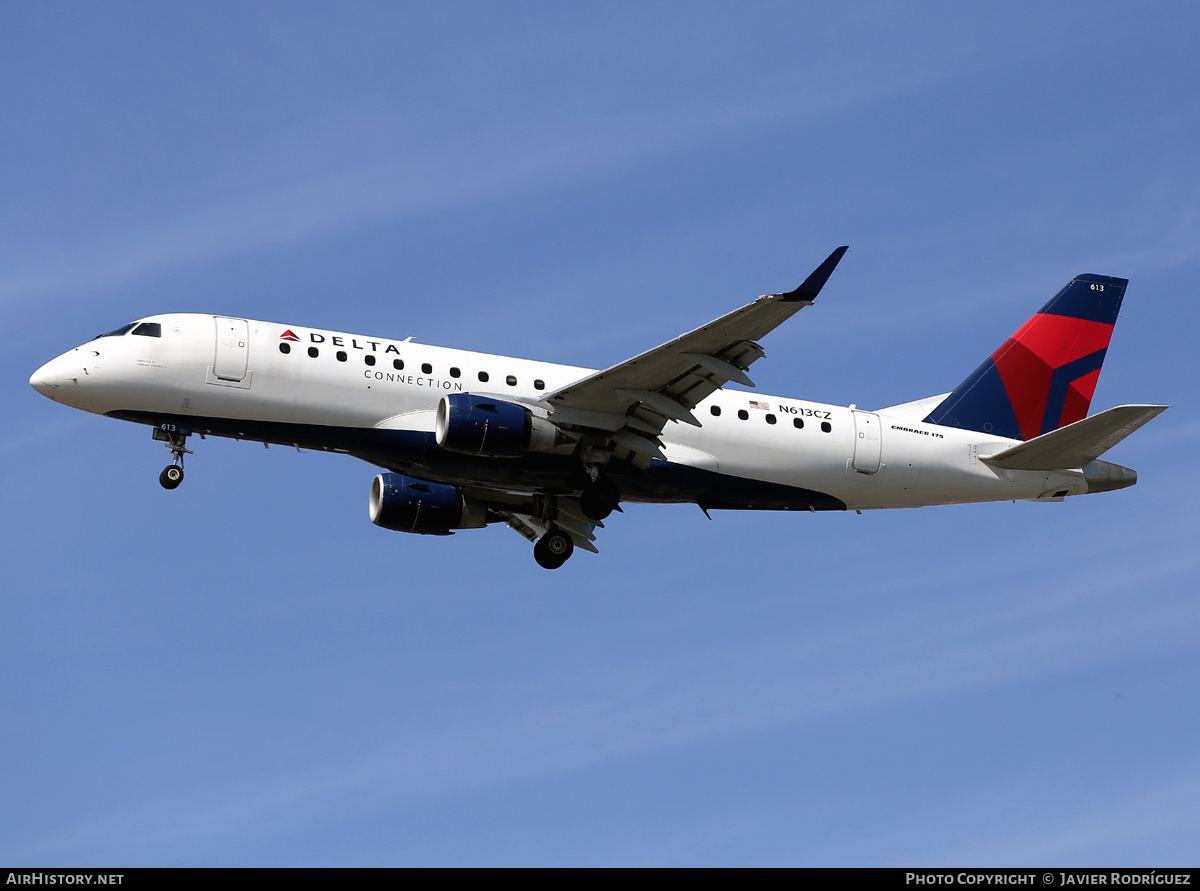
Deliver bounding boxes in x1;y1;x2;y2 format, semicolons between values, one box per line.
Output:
539;246;848;464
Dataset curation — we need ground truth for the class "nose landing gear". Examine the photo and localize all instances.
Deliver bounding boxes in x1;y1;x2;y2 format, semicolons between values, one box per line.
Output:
152;424;193;490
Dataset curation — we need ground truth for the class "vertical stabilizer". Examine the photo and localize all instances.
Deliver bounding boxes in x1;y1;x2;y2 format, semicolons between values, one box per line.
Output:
924;274;1126;440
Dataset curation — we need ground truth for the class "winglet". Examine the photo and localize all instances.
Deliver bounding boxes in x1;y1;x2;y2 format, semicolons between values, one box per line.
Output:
779;245;849;302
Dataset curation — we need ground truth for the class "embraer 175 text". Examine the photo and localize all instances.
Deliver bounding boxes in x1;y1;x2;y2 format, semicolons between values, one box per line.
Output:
30;248;1167;568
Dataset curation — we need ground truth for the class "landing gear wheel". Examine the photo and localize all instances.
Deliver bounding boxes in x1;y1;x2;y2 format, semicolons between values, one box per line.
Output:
534;528;574;569
580;478;620;521
154;426;193;490
159;465;184;490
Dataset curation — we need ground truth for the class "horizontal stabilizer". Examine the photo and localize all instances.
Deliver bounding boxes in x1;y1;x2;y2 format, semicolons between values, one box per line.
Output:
980;404;1168;470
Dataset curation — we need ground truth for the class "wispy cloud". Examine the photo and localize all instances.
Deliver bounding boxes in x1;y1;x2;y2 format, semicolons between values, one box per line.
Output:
11;544;1198;862
928;765;1200;865
0;53;961;310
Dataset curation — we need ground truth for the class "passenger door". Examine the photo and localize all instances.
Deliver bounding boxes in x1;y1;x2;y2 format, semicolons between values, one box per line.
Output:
213;316;249;382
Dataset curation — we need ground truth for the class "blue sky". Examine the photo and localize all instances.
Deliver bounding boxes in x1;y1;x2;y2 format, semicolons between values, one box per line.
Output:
2;2;1198;866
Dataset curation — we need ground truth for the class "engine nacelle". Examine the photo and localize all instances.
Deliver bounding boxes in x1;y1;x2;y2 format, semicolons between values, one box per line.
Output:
435;393;560;457
369;473;488;535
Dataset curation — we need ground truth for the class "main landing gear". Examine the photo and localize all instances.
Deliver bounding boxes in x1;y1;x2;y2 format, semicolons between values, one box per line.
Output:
534;527;574;570
527;472;619;568
579;477;620;521
153;426;193;490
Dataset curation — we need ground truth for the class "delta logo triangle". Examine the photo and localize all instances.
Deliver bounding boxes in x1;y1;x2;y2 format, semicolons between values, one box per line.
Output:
280;329;300;342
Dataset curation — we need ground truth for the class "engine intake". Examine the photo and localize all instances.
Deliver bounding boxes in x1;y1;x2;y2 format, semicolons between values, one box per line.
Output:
435;393;560;456
369;472;487;535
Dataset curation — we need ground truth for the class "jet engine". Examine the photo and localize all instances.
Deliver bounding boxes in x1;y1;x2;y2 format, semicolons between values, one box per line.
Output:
369;472;488;535
434;393;561;457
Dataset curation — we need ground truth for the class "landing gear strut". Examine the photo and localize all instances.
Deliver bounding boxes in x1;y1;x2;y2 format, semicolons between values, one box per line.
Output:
534;527;574;569
153;426;193;490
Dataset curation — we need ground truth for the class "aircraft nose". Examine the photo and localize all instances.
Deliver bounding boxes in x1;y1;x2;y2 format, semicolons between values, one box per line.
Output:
30;363;57;397
30;355;80;401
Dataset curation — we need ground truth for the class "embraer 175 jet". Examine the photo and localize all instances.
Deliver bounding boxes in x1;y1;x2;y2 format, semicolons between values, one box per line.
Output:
30;247;1166;568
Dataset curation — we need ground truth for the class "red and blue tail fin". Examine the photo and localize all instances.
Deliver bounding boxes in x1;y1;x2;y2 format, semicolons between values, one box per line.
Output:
924;274;1127;441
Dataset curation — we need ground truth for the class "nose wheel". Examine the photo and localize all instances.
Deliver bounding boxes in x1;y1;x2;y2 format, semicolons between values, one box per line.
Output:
153;425;193;490
159;465;185;489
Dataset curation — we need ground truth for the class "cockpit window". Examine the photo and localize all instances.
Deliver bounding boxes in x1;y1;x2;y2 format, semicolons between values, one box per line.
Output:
94;322;136;339
132;322;161;337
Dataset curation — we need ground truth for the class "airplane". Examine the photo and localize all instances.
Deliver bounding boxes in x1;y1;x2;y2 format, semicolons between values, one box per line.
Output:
29;247;1167;569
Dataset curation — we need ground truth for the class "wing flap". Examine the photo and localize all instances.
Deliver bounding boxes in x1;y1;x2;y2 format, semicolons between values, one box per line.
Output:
503;498;602;554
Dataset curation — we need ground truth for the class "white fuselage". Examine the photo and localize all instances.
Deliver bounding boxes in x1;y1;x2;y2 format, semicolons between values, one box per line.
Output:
30;313;1089;510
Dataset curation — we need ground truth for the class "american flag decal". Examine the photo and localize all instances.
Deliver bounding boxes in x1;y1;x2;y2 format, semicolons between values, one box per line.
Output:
749;400;770;411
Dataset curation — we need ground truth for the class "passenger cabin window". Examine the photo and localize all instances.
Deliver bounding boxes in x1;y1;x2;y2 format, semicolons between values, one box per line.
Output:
793;418;804;429
450;367;461;378
534;379;545;390
766;414;777;425
710;405;721;416
393;359;404;370
308;347;319;358
737;409;749;420
279;342;291;354
132;322;161;337
506;375;517;387
478;371;489;382
94;322;136;339
336;351;347;362
821;421;832;433
364;355;375;366
422;363;432;374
